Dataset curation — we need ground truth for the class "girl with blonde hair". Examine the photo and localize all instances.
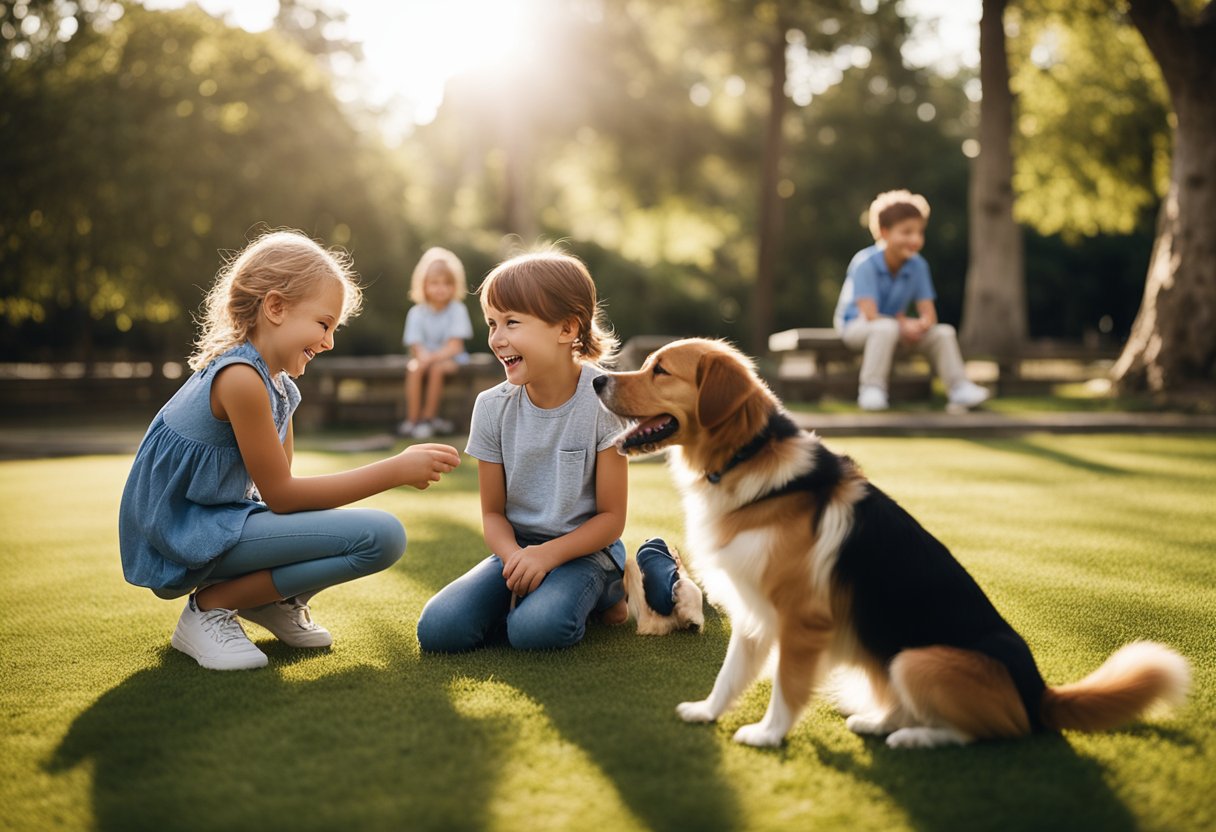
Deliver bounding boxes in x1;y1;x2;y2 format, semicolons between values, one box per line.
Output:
119;229;460;670
398;247;473;438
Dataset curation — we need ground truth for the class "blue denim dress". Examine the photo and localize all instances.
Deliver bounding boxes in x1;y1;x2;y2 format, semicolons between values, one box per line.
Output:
118;342;300;598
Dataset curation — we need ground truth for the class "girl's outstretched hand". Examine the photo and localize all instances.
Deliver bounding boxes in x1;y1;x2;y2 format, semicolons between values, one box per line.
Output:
396;443;461;490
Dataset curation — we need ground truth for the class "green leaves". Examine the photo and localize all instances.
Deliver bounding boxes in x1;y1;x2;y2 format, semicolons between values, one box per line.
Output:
0;3;409;359
1010;5;1170;239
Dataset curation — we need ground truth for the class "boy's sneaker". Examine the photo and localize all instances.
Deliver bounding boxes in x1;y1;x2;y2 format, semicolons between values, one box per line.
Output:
171;595;268;670
858;385;890;412
411;421;434;440
396;420;416;437
239;597;333;648
429;417;455;435
948;381;990;410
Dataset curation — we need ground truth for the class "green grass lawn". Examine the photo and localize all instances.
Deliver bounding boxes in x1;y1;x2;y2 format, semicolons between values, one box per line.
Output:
2;434;1214;832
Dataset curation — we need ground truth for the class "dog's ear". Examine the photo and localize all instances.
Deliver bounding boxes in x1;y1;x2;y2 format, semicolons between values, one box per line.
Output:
696;352;755;429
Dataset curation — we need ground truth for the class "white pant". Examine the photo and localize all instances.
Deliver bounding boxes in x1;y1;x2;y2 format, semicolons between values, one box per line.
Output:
840;318;967;393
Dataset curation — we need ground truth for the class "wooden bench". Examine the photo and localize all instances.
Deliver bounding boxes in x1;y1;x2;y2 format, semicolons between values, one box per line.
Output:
292;353;503;431
767;328;932;402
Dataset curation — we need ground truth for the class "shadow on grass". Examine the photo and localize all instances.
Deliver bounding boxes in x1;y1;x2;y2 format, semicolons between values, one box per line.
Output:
399;520;492;596
393;528;743;831
47;636;504;831
966;437;1128;477
46;605;739;832
814;732;1139;832
415;620;741;832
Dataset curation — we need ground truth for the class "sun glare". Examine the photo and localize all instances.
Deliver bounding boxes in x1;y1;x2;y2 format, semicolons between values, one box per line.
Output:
351;0;538;125
144;0;540;130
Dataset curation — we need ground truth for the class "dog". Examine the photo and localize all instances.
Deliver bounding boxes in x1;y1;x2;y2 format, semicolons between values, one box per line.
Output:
593;338;1189;748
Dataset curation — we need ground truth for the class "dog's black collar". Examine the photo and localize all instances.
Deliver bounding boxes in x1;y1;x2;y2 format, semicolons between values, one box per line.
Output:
706;410;800;484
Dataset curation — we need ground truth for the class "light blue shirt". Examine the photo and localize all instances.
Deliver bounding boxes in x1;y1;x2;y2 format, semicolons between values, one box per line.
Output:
833;244;936;330
403;301;474;364
118;342;297;597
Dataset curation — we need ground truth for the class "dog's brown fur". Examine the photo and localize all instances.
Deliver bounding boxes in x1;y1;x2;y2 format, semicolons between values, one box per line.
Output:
597;338;1189;747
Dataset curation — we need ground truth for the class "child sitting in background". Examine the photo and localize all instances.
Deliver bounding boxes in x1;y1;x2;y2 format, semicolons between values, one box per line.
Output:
119;230;460;671
833;189;990;412
398;247;473;439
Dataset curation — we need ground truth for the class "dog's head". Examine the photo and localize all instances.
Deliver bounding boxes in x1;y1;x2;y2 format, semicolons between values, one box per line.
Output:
593;338;777;468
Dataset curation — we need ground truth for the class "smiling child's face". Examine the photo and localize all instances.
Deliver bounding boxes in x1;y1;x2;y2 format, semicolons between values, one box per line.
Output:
880;216;926;260
483;302;572;386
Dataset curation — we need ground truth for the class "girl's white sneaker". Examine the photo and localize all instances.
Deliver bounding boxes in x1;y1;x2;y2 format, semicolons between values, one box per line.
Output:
171;596;268;670
239;597;333;648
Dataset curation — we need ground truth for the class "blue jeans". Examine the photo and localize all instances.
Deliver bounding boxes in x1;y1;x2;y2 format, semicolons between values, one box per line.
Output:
205;508;406;599
417;540;625;652
636;538;680;615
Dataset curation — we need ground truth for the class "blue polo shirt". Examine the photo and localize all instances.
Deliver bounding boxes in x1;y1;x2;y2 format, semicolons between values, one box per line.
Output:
833;244;936;330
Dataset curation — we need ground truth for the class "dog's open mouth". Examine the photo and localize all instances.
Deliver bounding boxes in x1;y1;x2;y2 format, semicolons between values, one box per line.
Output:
618;414;680;452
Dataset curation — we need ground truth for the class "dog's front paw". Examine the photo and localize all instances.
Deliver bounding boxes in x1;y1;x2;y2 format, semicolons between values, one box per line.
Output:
672;579;704;630
676;700;718;723
885;727;969;749
732;722;785;748
846;713;892;736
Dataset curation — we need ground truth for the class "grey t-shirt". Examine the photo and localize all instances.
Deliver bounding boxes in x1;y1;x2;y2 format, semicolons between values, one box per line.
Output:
465;363;625;551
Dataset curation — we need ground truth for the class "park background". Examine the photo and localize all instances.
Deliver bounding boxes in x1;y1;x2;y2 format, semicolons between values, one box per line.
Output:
4;0;1213;400
3;2;1215;832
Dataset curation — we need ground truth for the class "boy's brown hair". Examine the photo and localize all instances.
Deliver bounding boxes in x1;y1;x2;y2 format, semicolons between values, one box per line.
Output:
867;189;931;241
479;249;618;365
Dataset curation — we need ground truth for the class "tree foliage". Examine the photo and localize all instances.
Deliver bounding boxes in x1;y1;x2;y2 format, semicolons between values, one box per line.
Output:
0;3;410;361
1010;1;1171;239
0;0;1175;364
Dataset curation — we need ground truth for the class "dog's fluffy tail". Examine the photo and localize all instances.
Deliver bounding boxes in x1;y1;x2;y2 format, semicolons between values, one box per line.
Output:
1040;641;1189;733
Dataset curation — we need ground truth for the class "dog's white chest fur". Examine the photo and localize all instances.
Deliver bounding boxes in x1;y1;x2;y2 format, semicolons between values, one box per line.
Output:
675;462;779;636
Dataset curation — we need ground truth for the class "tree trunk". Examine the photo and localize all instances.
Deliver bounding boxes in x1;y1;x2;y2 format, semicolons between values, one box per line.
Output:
751;15;788;355
1114;0;1216;397
960;0;1026;361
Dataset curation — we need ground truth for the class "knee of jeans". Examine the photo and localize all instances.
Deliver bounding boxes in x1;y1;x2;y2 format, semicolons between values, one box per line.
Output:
352;512;406;575
931;322;957;339
416;601;473;653
507;603;583;651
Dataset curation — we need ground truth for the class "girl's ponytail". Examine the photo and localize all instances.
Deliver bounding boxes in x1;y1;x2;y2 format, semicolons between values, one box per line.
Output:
574;314;619;366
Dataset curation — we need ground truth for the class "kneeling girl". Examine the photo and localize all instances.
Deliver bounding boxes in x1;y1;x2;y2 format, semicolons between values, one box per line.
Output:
417;250;628;651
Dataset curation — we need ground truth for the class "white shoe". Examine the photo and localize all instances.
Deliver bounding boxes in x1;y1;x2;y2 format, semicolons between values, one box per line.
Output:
948;381;990;409
429;417;455;435
411;421;434;440
396;420;416;437
858;385;889;411
239;597;333;648
171;596;268;670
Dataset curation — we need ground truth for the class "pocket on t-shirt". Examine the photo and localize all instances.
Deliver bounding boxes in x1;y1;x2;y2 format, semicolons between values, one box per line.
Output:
555;448;587;516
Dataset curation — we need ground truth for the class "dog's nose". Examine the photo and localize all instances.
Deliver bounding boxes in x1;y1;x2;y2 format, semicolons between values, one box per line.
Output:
592;374;608;394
